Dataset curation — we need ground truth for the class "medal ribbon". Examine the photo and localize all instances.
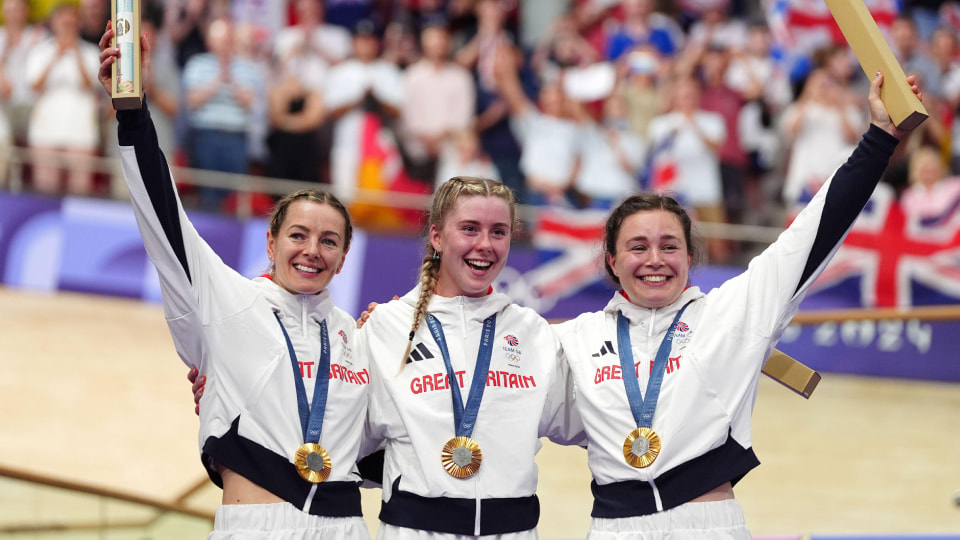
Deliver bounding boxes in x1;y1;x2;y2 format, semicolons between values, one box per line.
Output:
426;313;496;438
616;301;692;429
274;313;331;443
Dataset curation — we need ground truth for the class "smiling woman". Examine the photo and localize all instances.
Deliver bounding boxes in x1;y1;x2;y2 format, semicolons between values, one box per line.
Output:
357;176;584;540
266;191;352;296
97;24;370;539
552;71;923;538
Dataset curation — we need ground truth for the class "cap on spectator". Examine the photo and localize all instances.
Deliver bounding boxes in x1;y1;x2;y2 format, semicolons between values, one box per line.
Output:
420;13;449;31
353;18;382;38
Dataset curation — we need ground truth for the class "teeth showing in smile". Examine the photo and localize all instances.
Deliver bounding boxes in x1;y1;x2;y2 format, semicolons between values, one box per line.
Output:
640;275;668;283
466;260;492;270
294;264;320;274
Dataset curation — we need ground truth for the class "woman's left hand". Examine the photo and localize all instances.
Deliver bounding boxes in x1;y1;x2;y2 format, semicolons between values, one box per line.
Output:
869;71;922;139
97;20;151;102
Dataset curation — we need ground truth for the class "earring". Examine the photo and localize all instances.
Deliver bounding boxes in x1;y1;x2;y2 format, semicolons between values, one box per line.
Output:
432;250;441;261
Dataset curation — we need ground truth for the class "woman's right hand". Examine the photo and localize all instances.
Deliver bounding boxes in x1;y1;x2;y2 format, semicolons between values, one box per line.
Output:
187;366;205;416
97;20;151;101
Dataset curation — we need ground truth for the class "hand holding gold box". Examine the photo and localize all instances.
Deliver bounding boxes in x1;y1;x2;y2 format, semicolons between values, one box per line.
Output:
111;0;142;110
824;0;927;130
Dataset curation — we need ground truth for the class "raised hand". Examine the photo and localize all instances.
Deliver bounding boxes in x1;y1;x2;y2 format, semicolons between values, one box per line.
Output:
97;20;151;102
869;71;922;139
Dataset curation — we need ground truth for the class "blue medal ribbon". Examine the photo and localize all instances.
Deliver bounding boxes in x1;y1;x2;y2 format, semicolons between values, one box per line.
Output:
616;301;692;429
274;313;331;443
426;313;496;438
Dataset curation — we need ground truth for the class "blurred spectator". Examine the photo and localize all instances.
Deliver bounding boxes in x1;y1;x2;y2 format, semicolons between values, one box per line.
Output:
725;21;790;215
928;26;958;92
943;64;960;174
0;0;46;155
647;76;728;261
725;21;792;112
696;44;748;223
901;145;960;219
381;15;421;68
572;93;646;209
603;0;684;60
265;67;326;183
324;19;404;203
182;16;260;211
494;44;580;208
779;68;863;209
140;0;182;159
530;13;597;80
25;3;100;196
400;21;475;183
435;128;499;188
457;0;526;202
685;0;746;51
456;0;515;92
78;0;108;45
230;0;284;61
234;20;271;170
274;0;353;67
815;45;866;105
263;2;336;184
904;0;947;40
619;47;667;138
167;0;215;69
891;16;940;97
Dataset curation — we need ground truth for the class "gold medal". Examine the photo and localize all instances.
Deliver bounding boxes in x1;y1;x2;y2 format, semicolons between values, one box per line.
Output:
623;427;661;468
441;436;482;478
294;443;332;483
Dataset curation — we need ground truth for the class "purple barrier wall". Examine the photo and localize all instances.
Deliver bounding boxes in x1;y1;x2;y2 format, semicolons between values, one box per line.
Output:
2;192;957;382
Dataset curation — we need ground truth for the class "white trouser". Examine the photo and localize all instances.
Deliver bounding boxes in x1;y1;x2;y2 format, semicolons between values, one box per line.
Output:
377;523;538;540
208;502;371;540
588;499;751;540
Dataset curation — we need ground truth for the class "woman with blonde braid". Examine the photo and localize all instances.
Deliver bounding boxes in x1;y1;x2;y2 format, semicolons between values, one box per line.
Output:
357;176;583;539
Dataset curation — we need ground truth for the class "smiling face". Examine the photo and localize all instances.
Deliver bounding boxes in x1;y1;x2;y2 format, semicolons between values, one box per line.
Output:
607;209;691;309
430;195;512;298
267;200;349;295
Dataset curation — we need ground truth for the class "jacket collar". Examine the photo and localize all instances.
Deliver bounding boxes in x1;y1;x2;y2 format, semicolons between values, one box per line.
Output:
400;284;512;323
604;286;704;326
253;275;335;323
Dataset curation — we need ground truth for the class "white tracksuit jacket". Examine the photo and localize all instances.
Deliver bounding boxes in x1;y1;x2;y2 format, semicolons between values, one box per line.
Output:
116;104;368;520
359;287;584;538
555;125;900;522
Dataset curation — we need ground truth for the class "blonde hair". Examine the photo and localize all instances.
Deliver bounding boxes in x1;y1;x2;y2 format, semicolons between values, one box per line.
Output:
908;146;945;188
400;176;517;369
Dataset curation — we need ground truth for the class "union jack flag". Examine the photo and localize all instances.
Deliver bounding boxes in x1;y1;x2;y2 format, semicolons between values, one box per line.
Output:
338;330;348;344
676;322;690;332
523;207;608;304
504;335;519;347
805;183;960;308
762;0;898;59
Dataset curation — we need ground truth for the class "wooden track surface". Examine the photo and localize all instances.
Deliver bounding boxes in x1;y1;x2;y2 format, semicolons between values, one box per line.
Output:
1;287;958;538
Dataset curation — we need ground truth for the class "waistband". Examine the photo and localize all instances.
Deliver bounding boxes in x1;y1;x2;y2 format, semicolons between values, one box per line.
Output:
202;417;363;518
591;433;759;518
379;477;539;535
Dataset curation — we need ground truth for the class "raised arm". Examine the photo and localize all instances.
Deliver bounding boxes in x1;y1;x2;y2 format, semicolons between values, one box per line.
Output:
795;71;920;292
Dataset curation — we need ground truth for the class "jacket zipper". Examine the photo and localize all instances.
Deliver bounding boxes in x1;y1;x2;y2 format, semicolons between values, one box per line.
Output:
644;308;663;511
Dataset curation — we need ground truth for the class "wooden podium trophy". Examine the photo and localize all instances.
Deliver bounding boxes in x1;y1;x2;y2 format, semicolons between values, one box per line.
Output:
825;0;928;130
111;0;142;110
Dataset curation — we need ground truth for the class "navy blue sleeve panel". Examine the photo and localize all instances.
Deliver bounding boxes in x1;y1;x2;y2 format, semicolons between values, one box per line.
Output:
117;101;191;283
796;124;900;293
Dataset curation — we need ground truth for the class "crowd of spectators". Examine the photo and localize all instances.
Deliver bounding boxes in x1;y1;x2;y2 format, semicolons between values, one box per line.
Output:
2;0;960;263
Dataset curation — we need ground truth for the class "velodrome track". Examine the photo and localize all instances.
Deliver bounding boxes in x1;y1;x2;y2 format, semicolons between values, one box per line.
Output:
1;286;958;538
